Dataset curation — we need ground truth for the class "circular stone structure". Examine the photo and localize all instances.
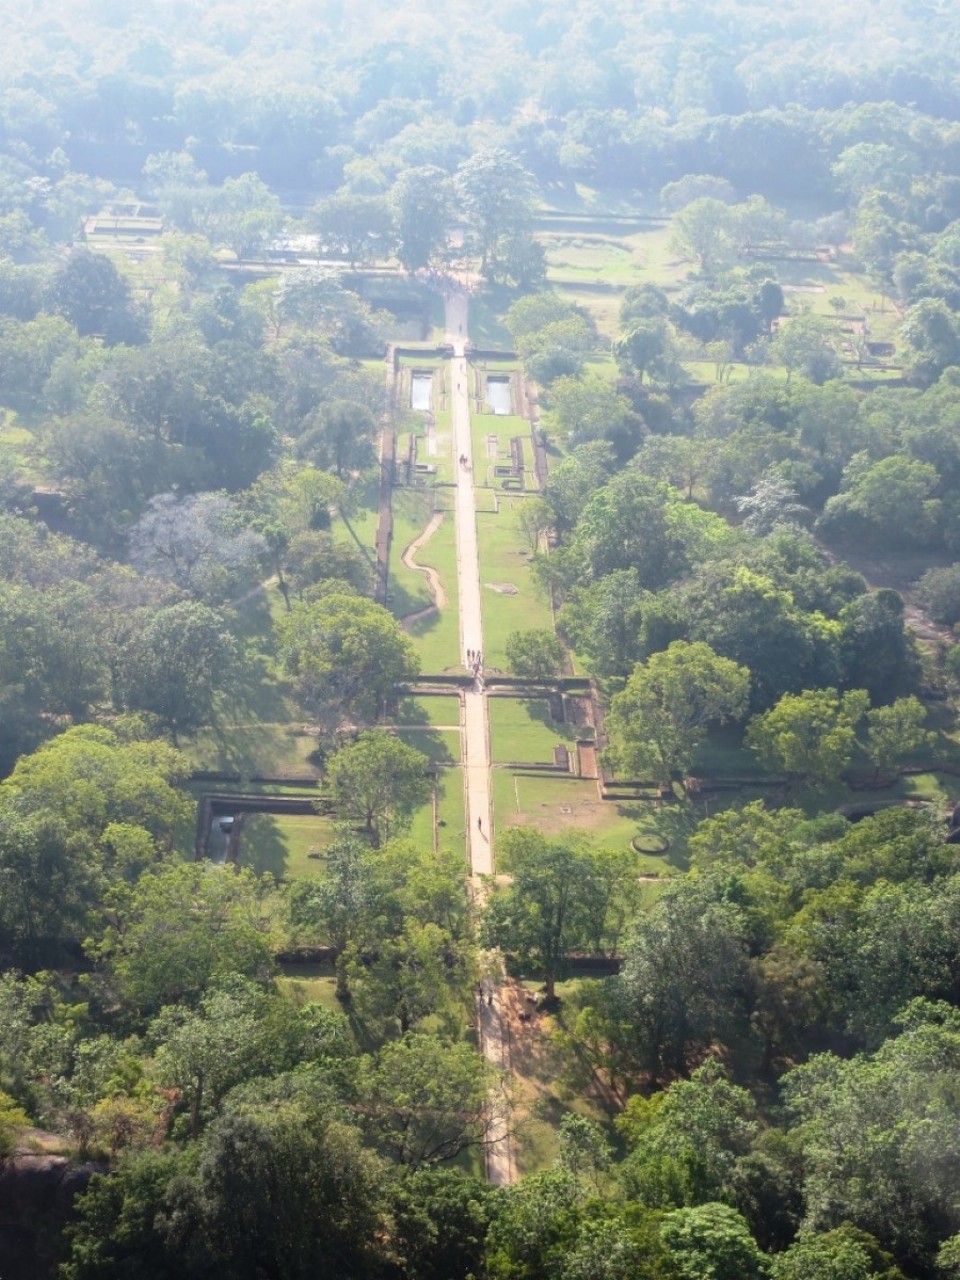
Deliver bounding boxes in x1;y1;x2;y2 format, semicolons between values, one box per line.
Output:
632;832;670;855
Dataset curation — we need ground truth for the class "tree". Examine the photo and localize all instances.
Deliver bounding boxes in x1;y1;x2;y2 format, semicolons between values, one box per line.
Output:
864;696;933;782
356;1033;504;1168
0;808;95;960
481;829;612;1001
115;601;237;741
735;470;807;536
390;166;452;272
564;470;696;591
556;1113;612;1196
342;918;470;1037
661;175;736;212
52;249;146;344
670;198;735;273
296;399;379;478
311;191;393;267
782;1000;960;1266
326;731;431;844
60;1149;191;1280
660;1203;768;1280
390;1168;496;1280
99;862;276;1012
615;878;750;1079
916;563;960;625
771;1227;906;1280
746;688;870;785
129;493;267;602
619;1061;758;1208
505;292;586;345
504;629;565;679
0;578;108;724
839;589;918;702
277;594;419;734
771;314;841;385
165;1107;388;1278
938;1234;960;1278
556;570;645;679
516;315;596;385
288;831;379;1001
820;455;942;547
204;172;283;260
546;374;645;459
3;722;190;847
284;530;374;598
455;148;537;276
606;642;750;784
0;312;82;411
900;297;960;386
539;441;614;540
613;318;680;386
664;572;841;717
150;979;268;1138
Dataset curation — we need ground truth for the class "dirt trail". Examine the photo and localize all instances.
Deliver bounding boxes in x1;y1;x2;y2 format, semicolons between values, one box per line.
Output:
398;512;447;629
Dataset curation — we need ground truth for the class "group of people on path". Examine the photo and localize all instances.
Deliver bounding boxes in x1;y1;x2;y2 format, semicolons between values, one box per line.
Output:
466;647;483;677
458;453;470;470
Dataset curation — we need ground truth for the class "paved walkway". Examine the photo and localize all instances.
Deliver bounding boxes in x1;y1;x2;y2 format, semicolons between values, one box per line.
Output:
446;290;493;877
444;286;514;1184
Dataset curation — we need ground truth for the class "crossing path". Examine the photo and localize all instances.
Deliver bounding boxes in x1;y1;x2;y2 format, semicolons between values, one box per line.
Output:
443;286;514;1184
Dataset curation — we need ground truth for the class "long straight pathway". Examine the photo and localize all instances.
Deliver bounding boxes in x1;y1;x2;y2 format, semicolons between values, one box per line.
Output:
445;290;493;877
443;286;514;1184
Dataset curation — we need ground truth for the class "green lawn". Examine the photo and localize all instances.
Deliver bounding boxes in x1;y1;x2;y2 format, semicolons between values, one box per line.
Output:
183;725;321;779
388;694;461;727
490;770;689;873
488;697;577;764
406;766;467;860
334;473;380;560
277;962;341;1011
466;287;514;347
389;487;461;673
238;811;336;879
390;727;461;765
471;409;537;492
182;580;315;779
476;499;554;670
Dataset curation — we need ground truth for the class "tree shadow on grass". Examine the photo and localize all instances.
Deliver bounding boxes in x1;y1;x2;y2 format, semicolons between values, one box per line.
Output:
523;698;578;743
388;575;434;623
391;696;458;726
405;604;444;644
236;812;288;878
392;727;458;766
618;801;697;873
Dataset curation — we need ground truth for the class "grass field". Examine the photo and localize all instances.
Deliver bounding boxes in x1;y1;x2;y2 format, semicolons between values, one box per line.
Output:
470;406;538;491
407;765;467;859
388;694;461;727
277;962;341;1011
488;697;577;764
238;811;335;879
390;726;461;765
389;487;461;673
491;770;690;873
476;499;554;669
184;724;320;778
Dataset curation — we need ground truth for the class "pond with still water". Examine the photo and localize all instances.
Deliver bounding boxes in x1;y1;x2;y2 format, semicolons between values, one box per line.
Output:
411;372;432;411
486;376;512;415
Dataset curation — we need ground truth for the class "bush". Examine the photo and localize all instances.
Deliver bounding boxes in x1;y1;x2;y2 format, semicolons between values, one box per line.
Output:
916;563;960;625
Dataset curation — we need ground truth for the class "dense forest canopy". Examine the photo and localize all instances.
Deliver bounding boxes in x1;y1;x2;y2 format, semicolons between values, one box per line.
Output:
3;0;960;196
